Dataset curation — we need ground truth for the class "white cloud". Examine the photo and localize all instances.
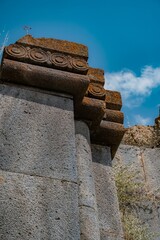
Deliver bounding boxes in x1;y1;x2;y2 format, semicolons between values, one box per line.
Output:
105;66;160;107
134;114;151;126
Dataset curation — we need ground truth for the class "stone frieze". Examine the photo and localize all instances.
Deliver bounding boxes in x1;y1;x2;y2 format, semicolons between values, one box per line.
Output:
4;44;89;74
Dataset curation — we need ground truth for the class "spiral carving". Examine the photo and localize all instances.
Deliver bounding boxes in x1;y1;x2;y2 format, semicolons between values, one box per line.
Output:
50;54;68;68
88;84;106;100
29;48;48;63
5;44;27;58
5;44;89;73
70;58;88;71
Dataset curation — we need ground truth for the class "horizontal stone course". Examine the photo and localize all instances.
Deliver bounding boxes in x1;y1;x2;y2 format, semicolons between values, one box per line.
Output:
0;84;77;182
0;170;80;240
17;34;88;59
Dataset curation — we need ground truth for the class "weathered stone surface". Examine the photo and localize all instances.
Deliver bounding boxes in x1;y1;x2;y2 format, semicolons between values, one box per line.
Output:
103;109;124;124
87;67;105;86
79;206;100;240
91;121;125;158
75;97;106;127
4;44;89;74
75;121;100;240
1;36;125;156
17;34;88;59
1;59;90;103
0;84;77;182
122;125;158;147
0;170;80;240
100;231;124;240
143;148;160;194
114;144;160;239
105;90;122;111
87;83;106;100
76;121;98;209
92;144;124;240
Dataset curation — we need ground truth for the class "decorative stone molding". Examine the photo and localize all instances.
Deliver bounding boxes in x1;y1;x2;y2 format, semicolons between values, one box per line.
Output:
1;59;89;104
0;35;125;157
4;44;89;74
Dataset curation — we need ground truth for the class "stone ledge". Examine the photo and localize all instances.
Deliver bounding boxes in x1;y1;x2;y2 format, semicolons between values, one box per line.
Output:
91;121;125;158
17;34;88;59
0;59;89;104
4;43;89;75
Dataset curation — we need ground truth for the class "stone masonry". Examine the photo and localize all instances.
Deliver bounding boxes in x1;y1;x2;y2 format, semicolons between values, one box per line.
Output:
114;125;160;240
0;35;125;240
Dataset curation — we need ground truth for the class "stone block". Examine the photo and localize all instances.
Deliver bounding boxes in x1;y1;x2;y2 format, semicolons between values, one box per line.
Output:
115;144;160;239
100;231;124;240
17;35;88;59
0;84;77;182
91;144;124;239
143;148;160;192
75;121;100;239
79;206;100;240
0;170;80;240
75;121;98;209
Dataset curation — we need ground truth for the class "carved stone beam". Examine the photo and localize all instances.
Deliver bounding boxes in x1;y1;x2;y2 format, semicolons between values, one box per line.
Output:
0;59;89;104
3;43;89;75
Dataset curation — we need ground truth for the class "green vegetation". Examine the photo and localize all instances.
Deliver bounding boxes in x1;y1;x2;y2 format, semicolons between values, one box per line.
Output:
114;162;158;240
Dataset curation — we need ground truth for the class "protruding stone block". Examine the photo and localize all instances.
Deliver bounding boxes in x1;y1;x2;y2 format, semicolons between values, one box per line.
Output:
105;90;122;111
87;67;105;86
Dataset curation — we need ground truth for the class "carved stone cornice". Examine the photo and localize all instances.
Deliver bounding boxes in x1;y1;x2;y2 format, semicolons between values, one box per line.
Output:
0;35;125;157
4;44;89;74
1;59;90;104
16;35;88;60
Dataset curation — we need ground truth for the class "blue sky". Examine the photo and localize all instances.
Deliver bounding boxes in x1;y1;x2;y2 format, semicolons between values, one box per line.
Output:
0;0;160;126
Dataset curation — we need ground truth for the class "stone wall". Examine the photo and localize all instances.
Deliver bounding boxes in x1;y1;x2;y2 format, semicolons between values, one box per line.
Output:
0;35;125;240
114;126;160;239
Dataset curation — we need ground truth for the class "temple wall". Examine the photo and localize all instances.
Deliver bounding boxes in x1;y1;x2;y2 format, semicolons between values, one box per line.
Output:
114;126;160;239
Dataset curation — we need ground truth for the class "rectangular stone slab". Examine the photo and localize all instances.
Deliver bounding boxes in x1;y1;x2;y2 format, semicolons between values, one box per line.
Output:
17;35;88;60
91;144;124;240
1;59;90;104
0;170;80;240
0;84;77;182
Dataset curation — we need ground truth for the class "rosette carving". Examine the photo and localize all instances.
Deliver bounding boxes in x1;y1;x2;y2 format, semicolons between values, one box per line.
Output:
5;44;27;58
70;58;88;72
29;48;48;63
50;53;68;68
4;44;89;74
88;83;106;100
